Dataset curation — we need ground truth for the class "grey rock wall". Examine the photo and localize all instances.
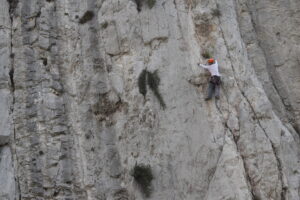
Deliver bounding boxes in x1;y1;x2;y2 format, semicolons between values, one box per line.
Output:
0;0;16;199
0;0;299;199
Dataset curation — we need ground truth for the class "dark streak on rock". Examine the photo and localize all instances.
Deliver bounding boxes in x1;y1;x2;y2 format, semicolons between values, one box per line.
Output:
134;0;142;12
41;57;47;66
7;0;19;14
9;68;14;92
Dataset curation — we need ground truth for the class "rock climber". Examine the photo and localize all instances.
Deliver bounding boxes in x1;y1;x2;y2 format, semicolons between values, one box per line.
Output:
198;58;221;101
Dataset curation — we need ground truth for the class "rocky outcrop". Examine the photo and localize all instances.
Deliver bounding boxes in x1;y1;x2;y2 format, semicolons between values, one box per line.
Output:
0;0;299;199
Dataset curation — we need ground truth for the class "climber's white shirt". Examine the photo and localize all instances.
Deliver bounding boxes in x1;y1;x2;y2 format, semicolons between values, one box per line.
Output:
199;61;220;76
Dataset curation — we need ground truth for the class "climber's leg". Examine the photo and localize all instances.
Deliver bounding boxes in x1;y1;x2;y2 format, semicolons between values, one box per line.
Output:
205;82;215;101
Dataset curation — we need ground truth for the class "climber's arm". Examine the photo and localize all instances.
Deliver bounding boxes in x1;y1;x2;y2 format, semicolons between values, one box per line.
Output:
198;63;209;69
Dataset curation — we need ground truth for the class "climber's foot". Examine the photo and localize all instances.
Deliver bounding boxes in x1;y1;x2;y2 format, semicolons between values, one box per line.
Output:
205;97;211;101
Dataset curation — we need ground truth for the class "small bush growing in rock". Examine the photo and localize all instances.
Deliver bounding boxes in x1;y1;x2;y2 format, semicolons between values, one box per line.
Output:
147;70;166;109
137;69;166;109
41;58;47;66
79;10;94;24
147;0;156;9
131;164;154;197
101;21;108;29
138;69;166;109
202;50;212;59
211;8;221;17
202;51;211;59
134;0;156;12
138;69;148;97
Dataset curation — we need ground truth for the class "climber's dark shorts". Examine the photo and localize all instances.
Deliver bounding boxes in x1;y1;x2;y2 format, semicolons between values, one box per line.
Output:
209;75;221;85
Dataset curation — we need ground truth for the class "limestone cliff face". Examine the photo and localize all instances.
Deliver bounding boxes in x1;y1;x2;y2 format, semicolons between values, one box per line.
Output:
0;0;299;199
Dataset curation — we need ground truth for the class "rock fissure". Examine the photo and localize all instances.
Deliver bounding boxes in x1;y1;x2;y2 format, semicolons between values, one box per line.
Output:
214;85;256;198
7;0;18;15
7;1;20;199
204;142;224;198
239;90;286;200
217;8;286;198
7;1;15;94
12;127;21;200
230;128;256;199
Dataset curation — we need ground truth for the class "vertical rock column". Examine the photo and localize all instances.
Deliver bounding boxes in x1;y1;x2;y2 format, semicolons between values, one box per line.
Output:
0;0;16;199
10;0;85;199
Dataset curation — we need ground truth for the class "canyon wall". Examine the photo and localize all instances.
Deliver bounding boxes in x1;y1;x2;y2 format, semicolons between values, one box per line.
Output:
0;0;299;199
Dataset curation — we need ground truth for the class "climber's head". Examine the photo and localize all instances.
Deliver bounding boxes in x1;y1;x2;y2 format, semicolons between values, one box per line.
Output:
208;58;215;65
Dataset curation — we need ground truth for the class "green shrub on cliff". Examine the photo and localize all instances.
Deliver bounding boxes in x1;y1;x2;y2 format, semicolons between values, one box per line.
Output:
211;8;221;17
147;70;166;109
131;164;154;197
134;0;156;12
137;69;166;109
79;10;94;24
138;69;148;97
202;50;212;59
147;0;156;9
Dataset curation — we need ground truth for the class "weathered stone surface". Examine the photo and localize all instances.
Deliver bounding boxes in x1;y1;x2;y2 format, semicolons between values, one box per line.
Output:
0;89;11;146
0;147;15;200
0;1;16;200
0;0;299;199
